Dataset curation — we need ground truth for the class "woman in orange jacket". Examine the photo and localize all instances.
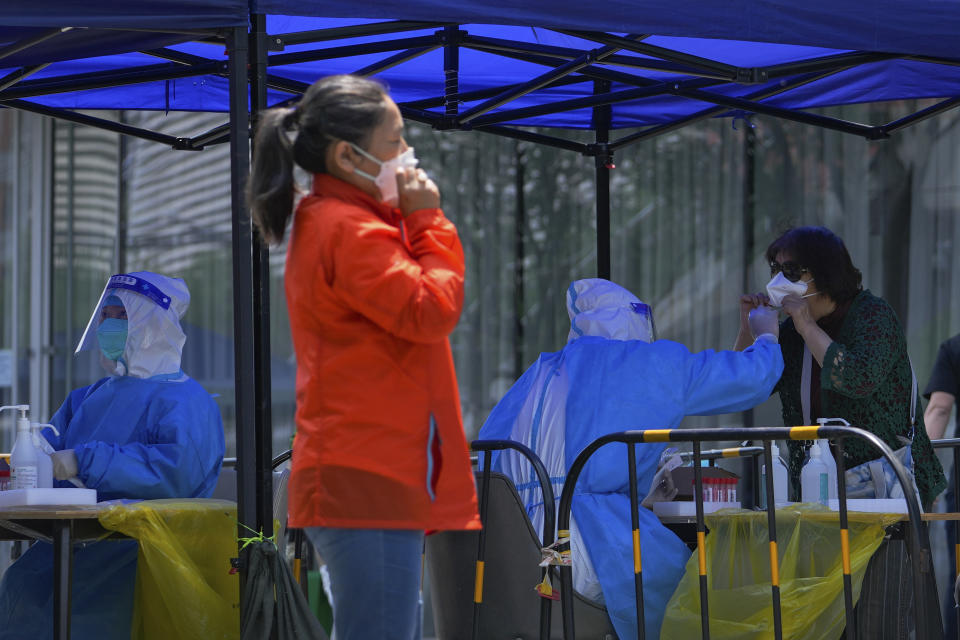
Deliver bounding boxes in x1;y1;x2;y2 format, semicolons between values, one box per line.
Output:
247;74;480;639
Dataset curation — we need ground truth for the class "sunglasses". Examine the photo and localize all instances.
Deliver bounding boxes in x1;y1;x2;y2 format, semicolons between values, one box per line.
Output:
769;260;810;283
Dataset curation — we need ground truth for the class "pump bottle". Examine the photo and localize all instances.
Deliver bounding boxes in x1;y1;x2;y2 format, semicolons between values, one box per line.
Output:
800;442;830;504
8;406;39;489
760;441;789;508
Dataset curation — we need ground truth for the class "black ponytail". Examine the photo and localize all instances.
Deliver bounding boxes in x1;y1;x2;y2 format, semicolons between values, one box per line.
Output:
247;75;388;245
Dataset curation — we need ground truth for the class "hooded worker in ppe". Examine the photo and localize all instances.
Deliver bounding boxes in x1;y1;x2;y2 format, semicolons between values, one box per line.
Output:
0;271;225;640
479;278;783;640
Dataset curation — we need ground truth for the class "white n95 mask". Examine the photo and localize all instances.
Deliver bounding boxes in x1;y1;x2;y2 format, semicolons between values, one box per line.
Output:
765;272;815;307
350;144;419;207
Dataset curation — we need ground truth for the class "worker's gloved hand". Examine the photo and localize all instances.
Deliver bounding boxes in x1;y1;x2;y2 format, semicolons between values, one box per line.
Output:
641;464;679;509
51;449;79;481
748;305;780;342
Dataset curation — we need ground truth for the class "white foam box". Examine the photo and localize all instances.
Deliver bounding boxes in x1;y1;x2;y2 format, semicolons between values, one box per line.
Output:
827;498;908;514
0;488;97;507
652;501;742;517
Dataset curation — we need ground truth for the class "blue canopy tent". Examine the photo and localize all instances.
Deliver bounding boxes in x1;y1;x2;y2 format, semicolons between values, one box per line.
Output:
2;2;960;637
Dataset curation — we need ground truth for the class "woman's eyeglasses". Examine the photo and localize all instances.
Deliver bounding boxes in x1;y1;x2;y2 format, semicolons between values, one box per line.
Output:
769;261;809;283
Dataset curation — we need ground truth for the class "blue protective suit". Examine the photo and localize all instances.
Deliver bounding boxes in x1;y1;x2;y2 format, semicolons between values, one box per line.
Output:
0;272;225;640
480;333;783;640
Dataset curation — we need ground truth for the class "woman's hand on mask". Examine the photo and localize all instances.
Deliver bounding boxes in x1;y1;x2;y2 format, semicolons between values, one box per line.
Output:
780;293;815;332
397;166;440;216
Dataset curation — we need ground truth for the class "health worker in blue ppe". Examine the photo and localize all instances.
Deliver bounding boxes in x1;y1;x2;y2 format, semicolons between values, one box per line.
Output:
0;271;225;640
479;278;783;640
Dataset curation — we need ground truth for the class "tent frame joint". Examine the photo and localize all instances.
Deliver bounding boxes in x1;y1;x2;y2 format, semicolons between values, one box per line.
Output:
736;67;770;84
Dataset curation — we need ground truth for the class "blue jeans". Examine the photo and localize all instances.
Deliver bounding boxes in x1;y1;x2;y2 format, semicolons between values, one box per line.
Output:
305;527;424;640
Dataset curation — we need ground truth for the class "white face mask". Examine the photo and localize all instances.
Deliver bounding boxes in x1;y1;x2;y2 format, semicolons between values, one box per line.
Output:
765;272;817;307
350;144;419;207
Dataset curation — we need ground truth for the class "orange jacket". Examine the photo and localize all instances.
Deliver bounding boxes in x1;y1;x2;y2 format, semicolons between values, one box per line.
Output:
285;174;480;531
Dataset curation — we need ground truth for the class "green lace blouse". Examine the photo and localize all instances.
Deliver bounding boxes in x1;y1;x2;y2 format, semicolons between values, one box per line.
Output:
775;290;945;508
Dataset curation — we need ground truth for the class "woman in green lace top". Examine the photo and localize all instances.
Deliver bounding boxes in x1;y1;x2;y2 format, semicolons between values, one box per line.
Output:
736;226;945;509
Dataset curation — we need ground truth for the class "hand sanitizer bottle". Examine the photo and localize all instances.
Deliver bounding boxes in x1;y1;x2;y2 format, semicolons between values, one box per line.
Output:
801;442;830;505
9;407;39;490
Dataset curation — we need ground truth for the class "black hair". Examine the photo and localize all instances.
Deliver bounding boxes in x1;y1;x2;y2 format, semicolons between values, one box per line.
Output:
246;74;388;244
765;226;863;303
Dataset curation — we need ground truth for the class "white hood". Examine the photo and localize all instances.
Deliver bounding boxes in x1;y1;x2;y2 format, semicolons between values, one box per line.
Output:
75;272;190;379
566;278;656;343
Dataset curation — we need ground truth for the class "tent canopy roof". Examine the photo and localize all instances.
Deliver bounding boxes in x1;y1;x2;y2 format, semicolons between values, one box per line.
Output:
1;1;959;144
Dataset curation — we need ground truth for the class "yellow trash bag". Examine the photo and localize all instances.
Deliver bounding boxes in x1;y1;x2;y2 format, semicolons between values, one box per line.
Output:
661;505;901;640
99;498;240;640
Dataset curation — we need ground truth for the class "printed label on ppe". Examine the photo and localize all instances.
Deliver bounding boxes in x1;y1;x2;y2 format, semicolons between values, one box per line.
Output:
13;466;37;489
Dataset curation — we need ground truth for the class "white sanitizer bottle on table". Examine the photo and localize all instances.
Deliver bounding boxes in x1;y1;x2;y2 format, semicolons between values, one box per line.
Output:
9;406;39;490
761;441;789;507
801;442;830;504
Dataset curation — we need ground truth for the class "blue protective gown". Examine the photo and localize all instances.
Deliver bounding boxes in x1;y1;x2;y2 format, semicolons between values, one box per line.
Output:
0;374;225;640
480;336;783;640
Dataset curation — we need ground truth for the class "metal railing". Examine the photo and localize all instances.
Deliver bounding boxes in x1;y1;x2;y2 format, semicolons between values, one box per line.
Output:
932;437;960;640
555;425;932;640
470;439;557;640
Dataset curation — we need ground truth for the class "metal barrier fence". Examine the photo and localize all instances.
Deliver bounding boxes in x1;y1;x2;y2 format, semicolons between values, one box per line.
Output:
470;439;557;640
555;425;933;640
932;437;960;640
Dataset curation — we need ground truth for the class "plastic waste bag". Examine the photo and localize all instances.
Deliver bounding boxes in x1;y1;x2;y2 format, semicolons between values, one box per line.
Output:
98;498;240;640
240;539;328;640
661;505;900;639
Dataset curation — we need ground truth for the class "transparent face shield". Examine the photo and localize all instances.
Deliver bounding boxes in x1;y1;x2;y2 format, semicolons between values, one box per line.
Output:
75;273;173;354
630;301;657;343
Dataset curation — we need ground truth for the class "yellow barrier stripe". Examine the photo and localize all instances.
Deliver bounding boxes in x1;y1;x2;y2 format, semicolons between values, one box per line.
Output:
293;558;302;585
474;561;485;603
632;529;642;573
769;541;780;586
955;544;959;575
643;429;673;442
697;531;706;576
721;447;741;458
789;426;820;440
558;529;569;540
840;529;851;575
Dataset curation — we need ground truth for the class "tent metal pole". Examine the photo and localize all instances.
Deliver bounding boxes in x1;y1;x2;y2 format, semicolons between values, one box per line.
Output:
443;26;462;116
513;142;526;382
354;45;439;77
0;27;71;62
462;34;723;78
881;96;960;134
403;76;589;110
593;80;612;280
466;83;679;128
676;86;885;139
188;122;231;148
273;20;449;46
557;29;738;79
458;44;622;124
0;99;189;148
0;60;227;101
0;64;50;93
608;66;858;150
227;20;257;587
250;12;275;547
462;38;727;90
471;124;588;153
741;122;757;504
266;35;440;67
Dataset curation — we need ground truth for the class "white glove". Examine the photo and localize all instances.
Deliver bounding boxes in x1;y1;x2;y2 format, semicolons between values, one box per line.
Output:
641;464;678;508
51;449;79;481
748;306;780;342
